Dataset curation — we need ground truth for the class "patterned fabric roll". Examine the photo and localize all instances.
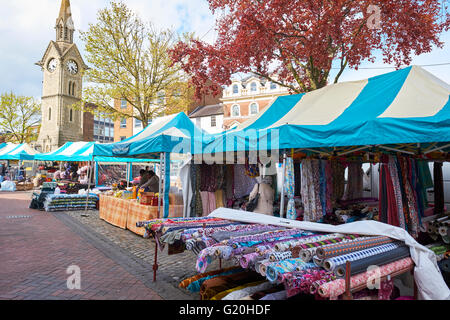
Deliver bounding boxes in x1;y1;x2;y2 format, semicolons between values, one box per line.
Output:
334;245;410;278
313;256;324;267
316;236;395;259
318;257;413;298
258;260;273;277
322;243;402;272
196;246;222;273
214;246;234;259
240;252;260;269
266;259;316;283
284;269;335;297
290;234;362;258
269;251;293;262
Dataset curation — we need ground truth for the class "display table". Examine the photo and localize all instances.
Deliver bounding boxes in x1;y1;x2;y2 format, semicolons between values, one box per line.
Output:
99;194;183;235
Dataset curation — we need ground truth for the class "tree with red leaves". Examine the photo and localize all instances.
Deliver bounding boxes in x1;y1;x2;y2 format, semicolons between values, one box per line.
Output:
171;0;449;99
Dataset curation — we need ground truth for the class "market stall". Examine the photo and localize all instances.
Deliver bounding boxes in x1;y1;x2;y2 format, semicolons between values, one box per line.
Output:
0;142;40;191
135;66;450;300
197;66;450;233
32;141;159;212
98;193;183;235
93;112;212;219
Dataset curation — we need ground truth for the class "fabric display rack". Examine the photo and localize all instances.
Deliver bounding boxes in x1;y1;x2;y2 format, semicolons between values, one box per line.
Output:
136;216;419;300
43;193;99;212
99;194;183;236
420;214;450;287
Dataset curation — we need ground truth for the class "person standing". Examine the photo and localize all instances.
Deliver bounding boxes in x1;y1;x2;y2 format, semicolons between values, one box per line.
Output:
140;170;160;193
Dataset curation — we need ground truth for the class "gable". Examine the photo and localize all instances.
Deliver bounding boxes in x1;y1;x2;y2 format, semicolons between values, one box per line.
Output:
36;41;62;67
60;44;88;69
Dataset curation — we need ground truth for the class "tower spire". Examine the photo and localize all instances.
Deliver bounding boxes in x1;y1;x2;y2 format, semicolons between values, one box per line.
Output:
58;0;72;21
55;0;74;43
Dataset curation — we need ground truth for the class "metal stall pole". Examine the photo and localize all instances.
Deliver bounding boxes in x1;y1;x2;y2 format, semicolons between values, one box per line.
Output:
157;153;164;219
126;162;129;188
82;160;93;217
279;151;287;218
163;152;171;219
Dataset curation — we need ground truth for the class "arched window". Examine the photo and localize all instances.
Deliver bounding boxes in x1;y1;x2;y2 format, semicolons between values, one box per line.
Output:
70;109;73;122
250;82;257;92
72;83;76;96
64;27;68;40
250;103;259;115
231;104;240;117
68;81;72;95
49;108;52;121
232;84;239;94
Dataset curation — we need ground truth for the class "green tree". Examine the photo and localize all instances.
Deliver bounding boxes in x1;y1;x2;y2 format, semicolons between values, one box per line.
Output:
0;92;41;144
77;1;194;127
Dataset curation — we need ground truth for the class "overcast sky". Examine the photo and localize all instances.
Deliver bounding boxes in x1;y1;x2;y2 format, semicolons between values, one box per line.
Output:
0;0;449;100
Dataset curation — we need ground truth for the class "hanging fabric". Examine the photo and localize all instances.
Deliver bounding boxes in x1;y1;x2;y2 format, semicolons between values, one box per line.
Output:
434;162;444;215
344;161;363;200
285;157;296;220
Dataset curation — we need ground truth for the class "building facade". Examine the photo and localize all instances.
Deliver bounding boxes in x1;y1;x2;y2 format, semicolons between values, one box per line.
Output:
113;99;134;142
221;76;290;129
35;0;88;152
188;104;224;134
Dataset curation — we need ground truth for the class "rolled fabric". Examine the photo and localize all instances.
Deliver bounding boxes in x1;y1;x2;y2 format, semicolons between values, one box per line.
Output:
318;257;414;298
269;251;293;262
295;262;318;272
429;245;450;255
310;278;334;295
323;243;402;272
438;258;450;273
300;248;315;262
313;256;324;267
259;260;273;277
215;246;234;260
240;252;260;269
185;239;196;251
232;256;241;266
265;259;315;283
255;258;270;274
290;234;363;258
334;246;410;278
316;236;395;259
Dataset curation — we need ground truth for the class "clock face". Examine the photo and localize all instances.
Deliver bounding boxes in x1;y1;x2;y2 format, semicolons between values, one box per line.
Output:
47;58;58;72
66;60;78;75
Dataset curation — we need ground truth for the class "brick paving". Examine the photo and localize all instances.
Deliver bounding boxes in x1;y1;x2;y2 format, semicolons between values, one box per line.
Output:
0;191;210;300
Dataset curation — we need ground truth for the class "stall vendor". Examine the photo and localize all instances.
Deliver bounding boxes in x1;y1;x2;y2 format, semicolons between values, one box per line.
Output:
139;170;160;193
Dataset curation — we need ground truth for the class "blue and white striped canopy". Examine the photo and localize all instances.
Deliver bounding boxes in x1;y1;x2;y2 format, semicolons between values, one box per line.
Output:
0;143;39;160
35;142;157;163
93;112;210;158
203;66;450;153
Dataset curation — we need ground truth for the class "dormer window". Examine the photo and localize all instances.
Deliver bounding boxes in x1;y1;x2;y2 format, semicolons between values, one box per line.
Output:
232;84;239;95
250;82;257;92
270;82;277;90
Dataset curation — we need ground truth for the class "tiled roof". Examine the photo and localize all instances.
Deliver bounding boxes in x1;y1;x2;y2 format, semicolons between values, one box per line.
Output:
189;104;224;118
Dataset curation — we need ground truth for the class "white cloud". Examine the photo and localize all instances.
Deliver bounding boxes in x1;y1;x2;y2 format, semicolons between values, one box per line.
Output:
0;0;448;101
0;0;216;99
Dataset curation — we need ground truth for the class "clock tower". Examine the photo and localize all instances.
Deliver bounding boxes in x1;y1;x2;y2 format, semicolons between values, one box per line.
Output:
35;0;88;152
